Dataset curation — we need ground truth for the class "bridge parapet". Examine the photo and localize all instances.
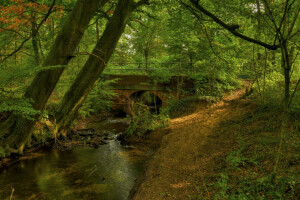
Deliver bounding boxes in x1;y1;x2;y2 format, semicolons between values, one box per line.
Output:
103;75;194;91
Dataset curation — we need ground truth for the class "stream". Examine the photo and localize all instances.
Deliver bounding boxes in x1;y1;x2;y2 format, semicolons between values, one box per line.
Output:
0;118;146;200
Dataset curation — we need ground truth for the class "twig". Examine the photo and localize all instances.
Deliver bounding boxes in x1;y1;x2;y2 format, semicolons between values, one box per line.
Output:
36;0;57;31
1;37;31;62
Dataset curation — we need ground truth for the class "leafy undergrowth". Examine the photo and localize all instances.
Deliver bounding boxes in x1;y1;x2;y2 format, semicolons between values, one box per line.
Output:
131;88;300;200
212;105;300;200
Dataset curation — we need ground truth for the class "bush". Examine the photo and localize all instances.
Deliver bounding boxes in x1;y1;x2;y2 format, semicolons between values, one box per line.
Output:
126;103;169;137
79;78;118;118
192;74;241;97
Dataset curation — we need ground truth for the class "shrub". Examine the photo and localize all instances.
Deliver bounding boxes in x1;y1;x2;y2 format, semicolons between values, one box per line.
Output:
79;78;118;118
126;103;169;137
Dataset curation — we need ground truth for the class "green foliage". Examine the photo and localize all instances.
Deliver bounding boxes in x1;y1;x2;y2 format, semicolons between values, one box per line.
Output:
213;116;300;200
165;96;200;118
79;78;118;118
147;69;172;84
0;63;65;120
126;103;169;136
0;98;41;120
214;173;299;200
215;143;299;199
192;60;241;97
0;147;5;158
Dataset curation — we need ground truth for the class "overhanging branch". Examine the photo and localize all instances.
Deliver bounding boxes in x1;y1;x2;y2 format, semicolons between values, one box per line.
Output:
188;0;280;50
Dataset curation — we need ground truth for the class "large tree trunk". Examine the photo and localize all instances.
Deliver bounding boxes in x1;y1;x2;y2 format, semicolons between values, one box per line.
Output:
1;0;108;153
55;0;149;134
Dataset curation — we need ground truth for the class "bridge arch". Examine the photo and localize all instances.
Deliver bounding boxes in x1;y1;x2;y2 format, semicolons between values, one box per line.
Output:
129;90;163;113
112;89;170;115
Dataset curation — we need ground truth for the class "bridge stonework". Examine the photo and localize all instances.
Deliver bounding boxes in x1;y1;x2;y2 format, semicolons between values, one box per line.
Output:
103;75;194;113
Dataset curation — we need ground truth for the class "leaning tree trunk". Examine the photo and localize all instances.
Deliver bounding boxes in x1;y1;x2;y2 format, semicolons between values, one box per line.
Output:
55;0;150;134
1;0;108;153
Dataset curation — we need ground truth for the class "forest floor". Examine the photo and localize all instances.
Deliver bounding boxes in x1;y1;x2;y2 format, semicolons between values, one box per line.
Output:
130;85;300;199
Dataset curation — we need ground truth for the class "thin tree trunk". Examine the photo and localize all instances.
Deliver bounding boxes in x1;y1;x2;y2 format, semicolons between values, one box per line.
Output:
37;32;45;63
14;33;17;65
96;18;100;40
31;11;40;66
1;0;108;153
55;0;150;134
144;42;149;72
282;41;291;110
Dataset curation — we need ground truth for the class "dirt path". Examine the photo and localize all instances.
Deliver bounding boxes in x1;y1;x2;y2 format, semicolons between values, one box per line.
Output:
130;86;255;199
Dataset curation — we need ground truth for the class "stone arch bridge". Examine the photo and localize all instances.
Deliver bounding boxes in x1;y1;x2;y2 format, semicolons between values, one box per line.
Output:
102;75;195;113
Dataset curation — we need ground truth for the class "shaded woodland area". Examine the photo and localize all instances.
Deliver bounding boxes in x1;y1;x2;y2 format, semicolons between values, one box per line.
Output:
0;0;299;199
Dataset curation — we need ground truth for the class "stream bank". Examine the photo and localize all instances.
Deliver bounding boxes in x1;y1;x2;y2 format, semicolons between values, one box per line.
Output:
0;117;164;200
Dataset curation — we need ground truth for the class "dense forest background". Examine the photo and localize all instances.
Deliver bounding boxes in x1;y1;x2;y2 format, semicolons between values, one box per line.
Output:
0;0;299;152
0;0;299;199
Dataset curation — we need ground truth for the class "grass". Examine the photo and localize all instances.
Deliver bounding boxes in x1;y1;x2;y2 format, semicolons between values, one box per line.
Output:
210;105;300;200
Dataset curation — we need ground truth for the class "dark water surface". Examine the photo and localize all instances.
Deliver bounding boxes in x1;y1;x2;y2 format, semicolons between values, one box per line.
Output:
0;119;145;200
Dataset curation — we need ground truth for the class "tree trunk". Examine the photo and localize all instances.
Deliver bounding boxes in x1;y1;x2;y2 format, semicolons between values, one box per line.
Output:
55;0;149;134
1;0;108;153
31;11;40;66
282;41;291;110
14;33;17;65
144;42;149;71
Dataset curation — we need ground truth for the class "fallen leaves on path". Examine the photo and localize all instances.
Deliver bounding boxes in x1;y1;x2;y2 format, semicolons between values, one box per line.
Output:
132;87;254;200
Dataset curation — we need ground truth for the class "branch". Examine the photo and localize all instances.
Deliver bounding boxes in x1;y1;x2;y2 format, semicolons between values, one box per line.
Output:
135;8;159;20
133;0;150;9
262;0;279;30
0;28;27;39
130;17;149;27
188;0;279;50
36;0;57;31
1;37;31;62
96;10;111;21
180;1;229;63
0;0;57;63
287;3;300;39
74;51;106;65
277;0;290;37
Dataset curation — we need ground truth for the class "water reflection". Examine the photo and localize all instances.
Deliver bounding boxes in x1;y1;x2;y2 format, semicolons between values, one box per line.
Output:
0;118;145;200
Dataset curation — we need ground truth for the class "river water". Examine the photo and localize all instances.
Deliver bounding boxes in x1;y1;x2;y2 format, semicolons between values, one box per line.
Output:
0;119;145;200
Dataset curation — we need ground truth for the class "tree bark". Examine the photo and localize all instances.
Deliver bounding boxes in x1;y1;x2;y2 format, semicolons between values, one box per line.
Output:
281;40;291;110
55;0;150;134
1;0;108;153
31;11;40;66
